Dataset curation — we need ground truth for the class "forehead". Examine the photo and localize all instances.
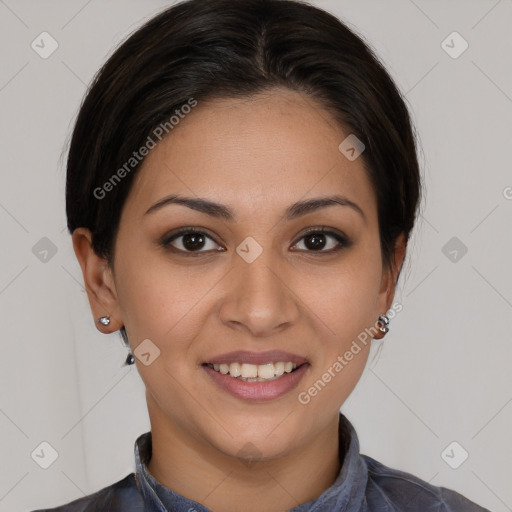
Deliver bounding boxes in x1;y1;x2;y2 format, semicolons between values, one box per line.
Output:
125;89;377;220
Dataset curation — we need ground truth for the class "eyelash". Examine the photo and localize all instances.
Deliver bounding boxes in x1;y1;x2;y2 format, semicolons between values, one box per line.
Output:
160;226;351;257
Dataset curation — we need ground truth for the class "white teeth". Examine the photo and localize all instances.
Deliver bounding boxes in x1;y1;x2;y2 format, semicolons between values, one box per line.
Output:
274;362;285;376
240;363;258;378
284;362;293;373
209;361;299;380
229;362;241;377
258;363;275;379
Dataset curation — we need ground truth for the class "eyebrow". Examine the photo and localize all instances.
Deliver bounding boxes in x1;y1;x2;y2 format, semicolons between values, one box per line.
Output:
144;194;365;222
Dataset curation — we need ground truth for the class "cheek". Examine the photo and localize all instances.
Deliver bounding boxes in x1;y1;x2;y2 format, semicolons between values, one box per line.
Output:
297;244;382;400
115;252;219;354
299;282;375;414
305;254;383;338
113;254;177;344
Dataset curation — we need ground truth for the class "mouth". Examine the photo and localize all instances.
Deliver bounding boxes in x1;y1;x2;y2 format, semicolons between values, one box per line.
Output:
201;350;310;402
204;361;301;382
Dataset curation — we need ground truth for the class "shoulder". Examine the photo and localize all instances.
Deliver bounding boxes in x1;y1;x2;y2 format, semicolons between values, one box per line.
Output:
30;473;144;512
362;455;490;511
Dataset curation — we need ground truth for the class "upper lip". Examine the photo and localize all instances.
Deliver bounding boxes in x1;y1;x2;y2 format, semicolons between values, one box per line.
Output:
204;350;309;366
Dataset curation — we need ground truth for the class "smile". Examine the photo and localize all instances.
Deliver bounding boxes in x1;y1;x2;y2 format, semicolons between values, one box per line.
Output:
202;351;309;401
206;362;299;381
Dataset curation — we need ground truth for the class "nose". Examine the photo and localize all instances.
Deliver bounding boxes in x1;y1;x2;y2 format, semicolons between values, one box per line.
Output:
218;247;300;337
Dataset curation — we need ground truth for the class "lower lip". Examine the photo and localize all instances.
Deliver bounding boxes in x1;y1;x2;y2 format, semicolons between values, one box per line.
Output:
202;364;309;402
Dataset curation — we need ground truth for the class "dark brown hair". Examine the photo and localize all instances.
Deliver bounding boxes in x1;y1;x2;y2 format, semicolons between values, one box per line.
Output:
65;0;421;346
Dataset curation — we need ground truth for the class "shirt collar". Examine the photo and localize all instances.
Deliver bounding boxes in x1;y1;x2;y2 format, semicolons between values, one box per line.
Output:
133;413;368;512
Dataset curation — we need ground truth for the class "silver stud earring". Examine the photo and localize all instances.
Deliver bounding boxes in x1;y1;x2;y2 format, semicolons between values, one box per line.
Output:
98;316;110;326
377;314;390;334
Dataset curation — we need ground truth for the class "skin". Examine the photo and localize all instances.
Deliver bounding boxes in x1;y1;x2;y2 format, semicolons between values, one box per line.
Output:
73;88;405;512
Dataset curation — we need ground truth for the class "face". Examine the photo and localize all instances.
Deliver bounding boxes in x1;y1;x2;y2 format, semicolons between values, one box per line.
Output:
79;88;401;461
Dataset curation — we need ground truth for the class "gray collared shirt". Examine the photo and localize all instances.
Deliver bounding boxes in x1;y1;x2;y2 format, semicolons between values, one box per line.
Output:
32;414;491;511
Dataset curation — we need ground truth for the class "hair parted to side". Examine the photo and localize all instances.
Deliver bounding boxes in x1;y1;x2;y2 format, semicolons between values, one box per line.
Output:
65;0;421;347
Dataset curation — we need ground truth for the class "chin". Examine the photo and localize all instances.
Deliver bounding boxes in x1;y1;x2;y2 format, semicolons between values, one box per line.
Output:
202;412;306;461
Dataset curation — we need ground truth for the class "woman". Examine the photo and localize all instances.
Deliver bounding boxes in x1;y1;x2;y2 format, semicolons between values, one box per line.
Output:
33;0;490;510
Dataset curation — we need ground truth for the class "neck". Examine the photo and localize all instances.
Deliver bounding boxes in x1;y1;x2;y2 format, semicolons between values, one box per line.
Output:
146;409;344;512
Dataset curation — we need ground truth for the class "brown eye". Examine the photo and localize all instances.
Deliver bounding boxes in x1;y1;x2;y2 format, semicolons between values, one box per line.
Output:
303;233;328;251
292;229;349;253
162;228;222;253
180;232;207;251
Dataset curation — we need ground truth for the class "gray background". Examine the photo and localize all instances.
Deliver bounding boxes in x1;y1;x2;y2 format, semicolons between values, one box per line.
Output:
0;0;511;511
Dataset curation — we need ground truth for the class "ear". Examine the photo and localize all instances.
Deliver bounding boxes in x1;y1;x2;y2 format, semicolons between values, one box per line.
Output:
72;228;123;333
377;233;406;315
